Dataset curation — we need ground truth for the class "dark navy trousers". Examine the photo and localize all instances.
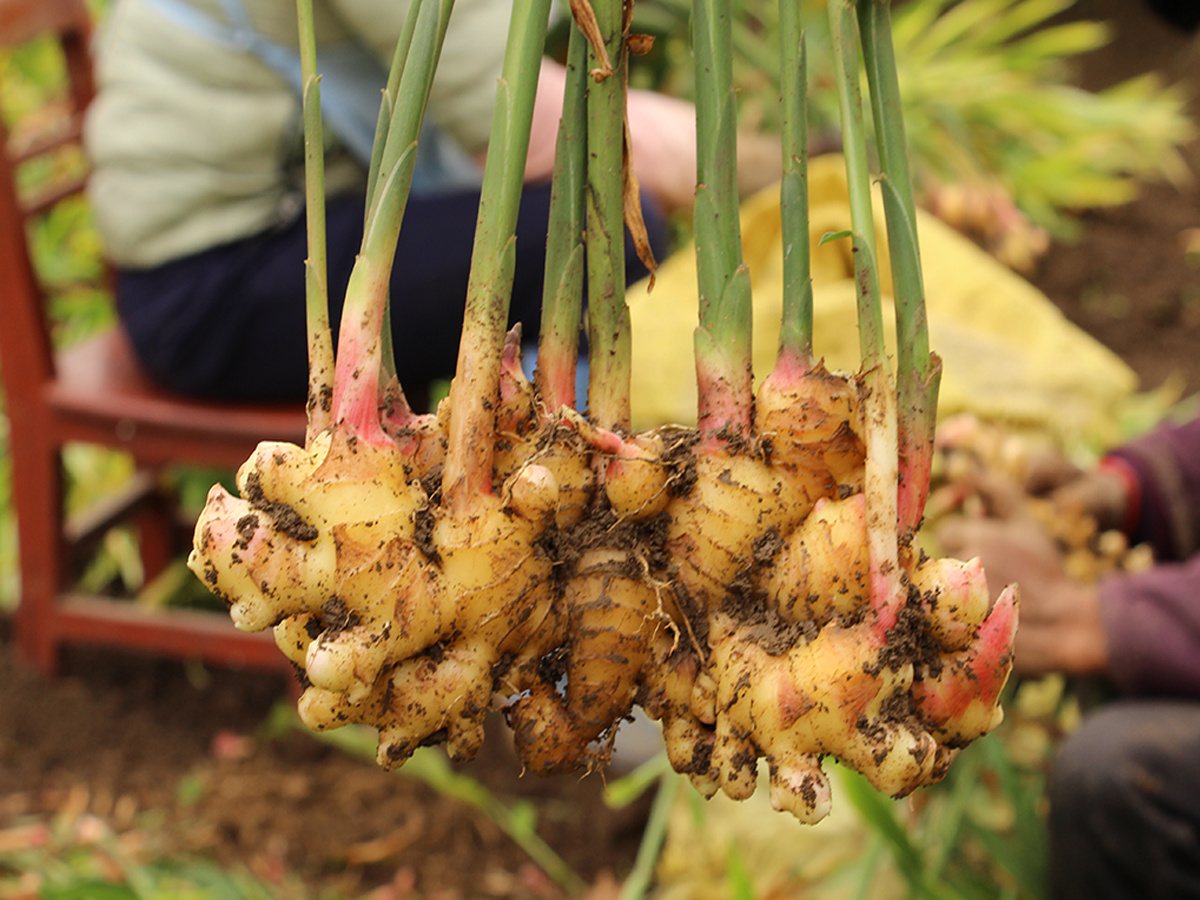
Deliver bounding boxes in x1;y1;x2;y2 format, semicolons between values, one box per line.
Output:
1049;700;1200;899
118;184;666;409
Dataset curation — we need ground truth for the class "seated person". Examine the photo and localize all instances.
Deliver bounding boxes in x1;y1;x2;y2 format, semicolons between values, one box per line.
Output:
939;414;1200;900
85;0;777;407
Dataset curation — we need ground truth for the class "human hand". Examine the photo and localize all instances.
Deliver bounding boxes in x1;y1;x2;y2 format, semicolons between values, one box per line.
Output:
933;415;1133;533
1016;445;1131;531
937;516;1110;678
1046;465;1132;535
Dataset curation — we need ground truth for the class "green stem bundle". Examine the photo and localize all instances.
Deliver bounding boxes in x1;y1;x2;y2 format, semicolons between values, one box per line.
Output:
365;6;422;231
775;0;813;373
828;0;884;371
330;0;453;443
828;0;900;634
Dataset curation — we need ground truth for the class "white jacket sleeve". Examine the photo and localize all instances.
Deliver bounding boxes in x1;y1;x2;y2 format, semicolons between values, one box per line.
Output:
332;0;510;155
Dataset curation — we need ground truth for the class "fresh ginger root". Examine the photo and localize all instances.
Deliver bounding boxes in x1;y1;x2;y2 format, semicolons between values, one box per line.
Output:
190;350;1016;823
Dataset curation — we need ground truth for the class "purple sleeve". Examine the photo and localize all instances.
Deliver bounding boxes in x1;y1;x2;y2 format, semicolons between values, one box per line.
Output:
1099;556;1200;698
1107;416;1200;562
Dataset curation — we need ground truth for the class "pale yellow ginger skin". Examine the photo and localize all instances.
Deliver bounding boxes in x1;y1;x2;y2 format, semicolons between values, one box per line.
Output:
666;449;810;608
192;485;337;631
509;546;667;773
767;494;870;625
913;582;1018;746
274;612;319;667
496;433;596;531
189;363;1018;823
563;550;663;726
193;429;430;698
754;360;866;504
191;422;564;763
248;431;422;540
639;635;722;796
303;534;436;694
375;642;500;763
909;555;991;652
706;613;936;822
294;639;501;762
604;434;673;521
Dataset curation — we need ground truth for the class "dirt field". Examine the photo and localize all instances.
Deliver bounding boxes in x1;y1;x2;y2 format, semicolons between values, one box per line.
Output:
1031;0;1200;397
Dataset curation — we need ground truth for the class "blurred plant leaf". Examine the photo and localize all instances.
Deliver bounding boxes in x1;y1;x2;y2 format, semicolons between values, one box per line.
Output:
40;883;139;900
634;0;1195;239
604;751;672;809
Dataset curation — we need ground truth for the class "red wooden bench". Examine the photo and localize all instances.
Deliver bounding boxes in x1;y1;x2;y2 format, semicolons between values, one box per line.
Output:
0;0;307;676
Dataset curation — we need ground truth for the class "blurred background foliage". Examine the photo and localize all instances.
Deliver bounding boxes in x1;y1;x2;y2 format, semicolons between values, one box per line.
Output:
628;0;1195;226
620;0;1195;267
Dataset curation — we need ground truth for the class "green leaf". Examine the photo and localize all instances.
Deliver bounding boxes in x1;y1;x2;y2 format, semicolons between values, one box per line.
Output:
604;751;671;809
851;836;886;900
838;766;961;900
838;768;923;874
176;771;208;806
618;774;679;900
726;844;756;900
362;141;418;259
819;229;852;246
505;799;540;838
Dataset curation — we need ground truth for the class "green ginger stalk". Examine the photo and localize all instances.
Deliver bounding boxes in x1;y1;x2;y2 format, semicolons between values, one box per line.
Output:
692;0;754;444
297;0;333;441
828;0;902;635
583;0;633;431
858;0;941;538
534;25;589;410
442;0;554;507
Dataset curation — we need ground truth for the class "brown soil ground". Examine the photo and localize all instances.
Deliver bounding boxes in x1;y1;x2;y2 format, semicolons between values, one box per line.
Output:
1031;0;1200;397
0;628;651;899
4;3;1200;899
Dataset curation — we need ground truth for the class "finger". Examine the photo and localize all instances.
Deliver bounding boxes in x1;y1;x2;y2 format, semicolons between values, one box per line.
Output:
968;469;1027;520
1023;450;1083;496
1050;469;1130;532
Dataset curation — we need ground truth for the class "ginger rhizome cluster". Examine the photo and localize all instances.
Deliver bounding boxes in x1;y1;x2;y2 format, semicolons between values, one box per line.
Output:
192;333;1015;823
188;0;1017;825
